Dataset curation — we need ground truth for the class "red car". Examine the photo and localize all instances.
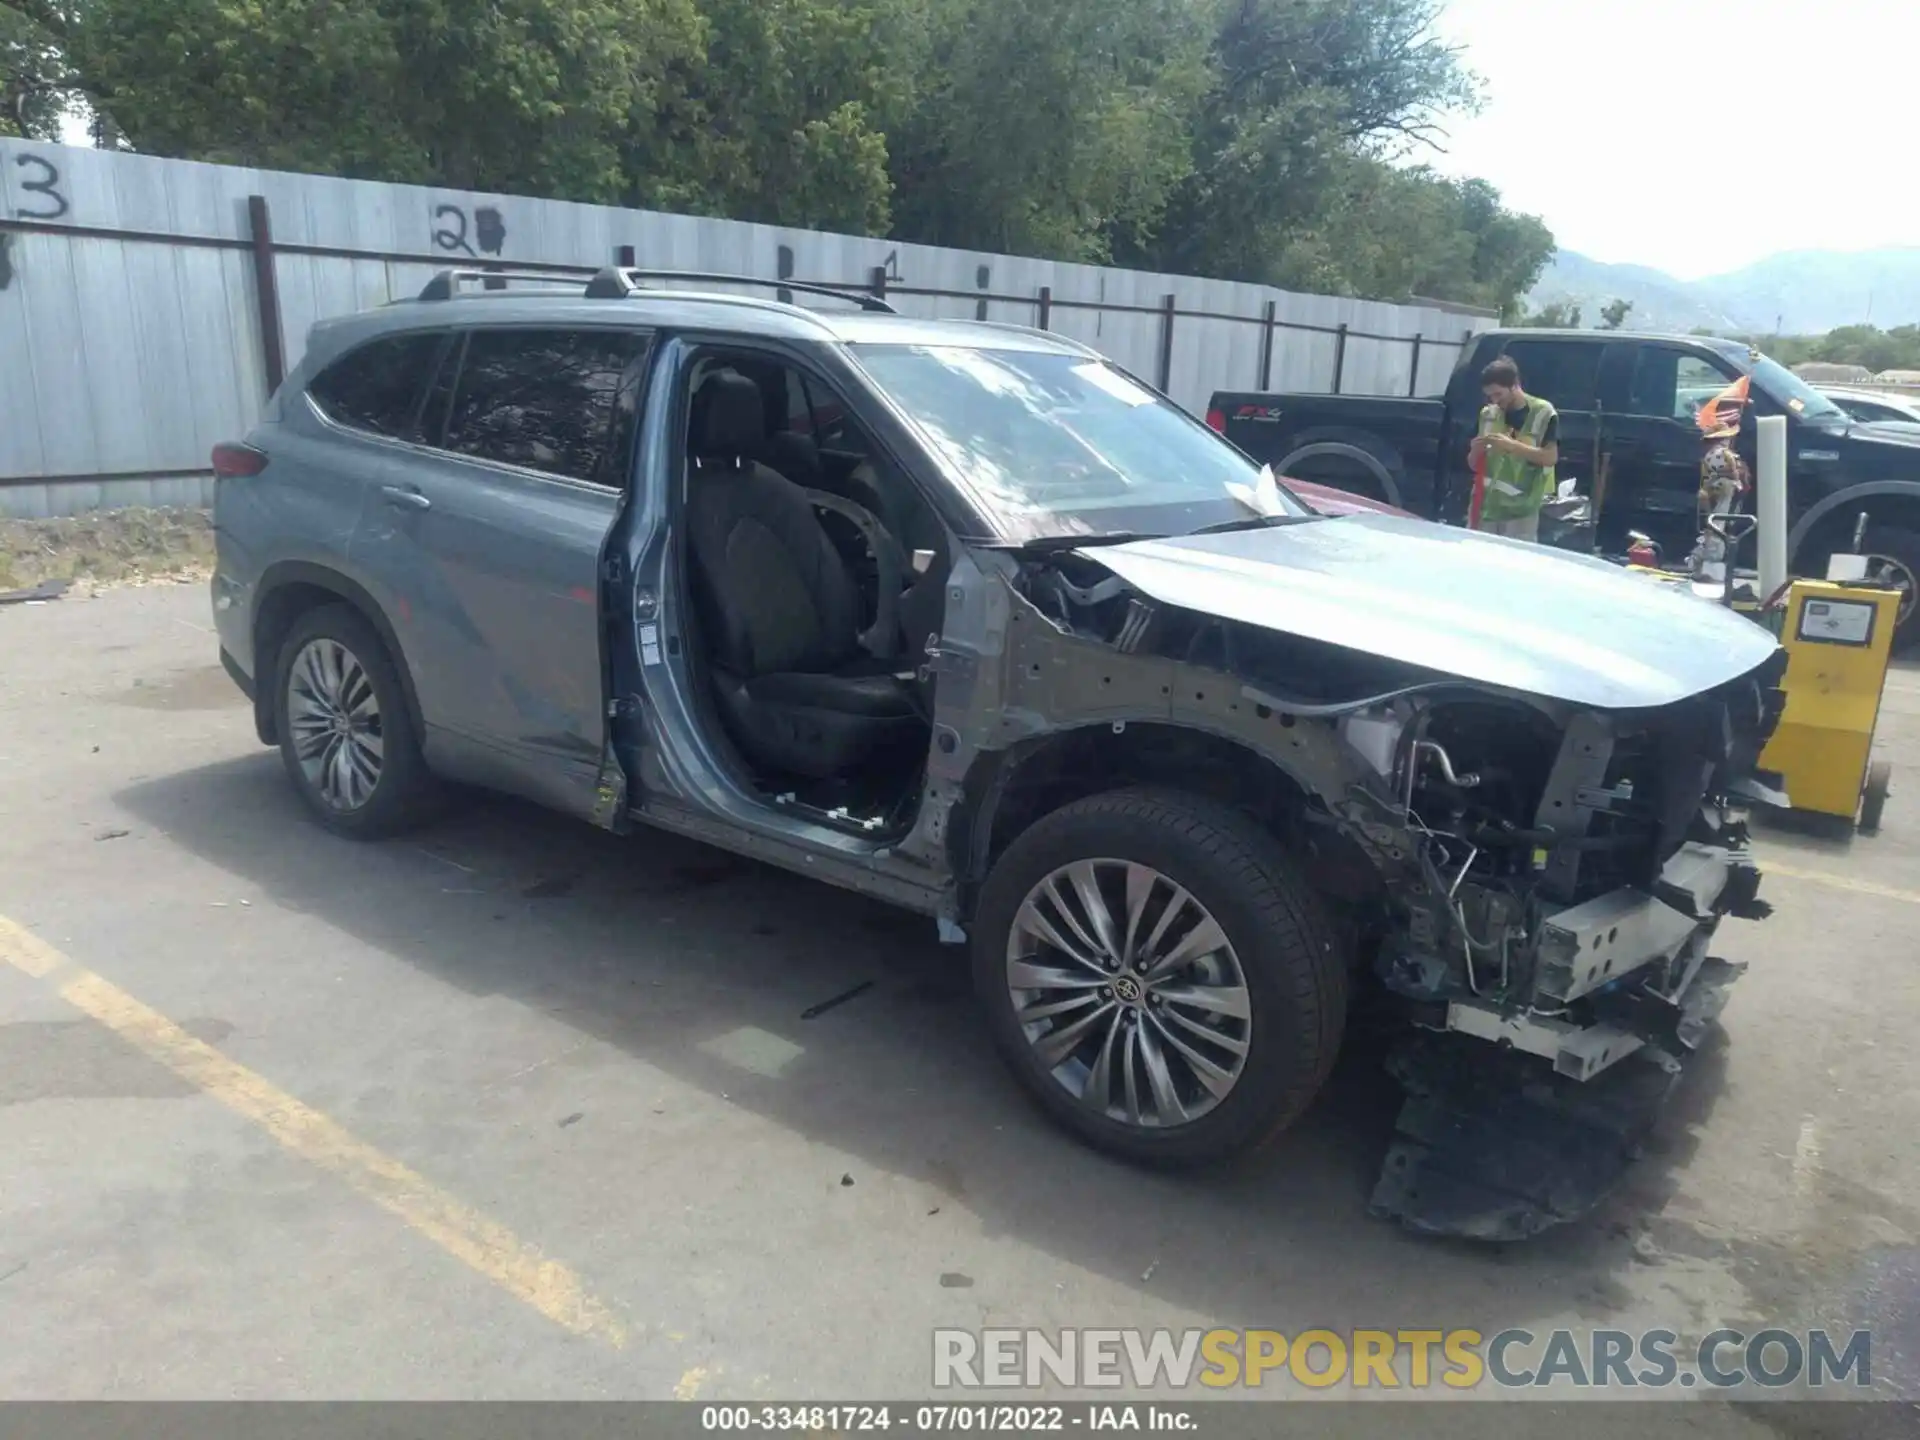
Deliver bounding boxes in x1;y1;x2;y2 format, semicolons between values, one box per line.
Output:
1280;476;1415;518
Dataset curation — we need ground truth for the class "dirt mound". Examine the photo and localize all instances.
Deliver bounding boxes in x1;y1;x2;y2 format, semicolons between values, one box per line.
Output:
0;507;216;593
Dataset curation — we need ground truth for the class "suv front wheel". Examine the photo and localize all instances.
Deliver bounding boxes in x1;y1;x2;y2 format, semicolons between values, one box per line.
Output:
274;604;437;838
973;788;1348;1168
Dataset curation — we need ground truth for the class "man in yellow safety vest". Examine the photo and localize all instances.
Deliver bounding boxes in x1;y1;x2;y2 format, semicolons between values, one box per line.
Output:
1468;355;1560;542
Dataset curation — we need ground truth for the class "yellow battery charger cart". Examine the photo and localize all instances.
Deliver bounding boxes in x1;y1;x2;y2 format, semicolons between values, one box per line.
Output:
1758;580;1899;831
1623;510;1897;833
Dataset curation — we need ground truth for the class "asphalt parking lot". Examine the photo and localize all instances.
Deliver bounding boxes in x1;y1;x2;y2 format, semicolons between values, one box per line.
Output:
2;581;1917;1426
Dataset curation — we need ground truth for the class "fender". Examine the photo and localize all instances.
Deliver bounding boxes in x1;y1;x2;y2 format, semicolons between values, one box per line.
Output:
952;716;1341;890
252;560;426;747
1787;479;1920;558
1275;439;1406;509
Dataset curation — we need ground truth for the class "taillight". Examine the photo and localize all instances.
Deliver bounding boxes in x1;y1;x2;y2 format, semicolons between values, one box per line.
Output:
212;442;268;479
1205;408;1226;433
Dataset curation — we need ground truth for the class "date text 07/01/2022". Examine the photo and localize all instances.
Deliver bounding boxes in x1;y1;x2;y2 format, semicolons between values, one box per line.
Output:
701;1404;1194;1432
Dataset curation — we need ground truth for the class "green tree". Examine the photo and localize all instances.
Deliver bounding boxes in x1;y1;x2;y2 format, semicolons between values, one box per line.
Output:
1599;298;1633;330
2;3;73;139
1453;177;1556;314
1516;301;1582;328
1131;0;1479;283
1813;324;1918;375
5;0;707;201
625;0;918;234
4;0;1553;312
1718;327;1920;372
886;0;1210;260
1724;331;1814;366
1262;162;1550;314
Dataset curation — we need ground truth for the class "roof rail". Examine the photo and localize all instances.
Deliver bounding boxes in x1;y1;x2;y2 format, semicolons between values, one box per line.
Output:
417;268;591;301
584;267;895;313
415;265;898;314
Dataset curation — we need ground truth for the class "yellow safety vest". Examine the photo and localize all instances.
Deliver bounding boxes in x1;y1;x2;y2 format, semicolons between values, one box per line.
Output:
1478;397;1557;522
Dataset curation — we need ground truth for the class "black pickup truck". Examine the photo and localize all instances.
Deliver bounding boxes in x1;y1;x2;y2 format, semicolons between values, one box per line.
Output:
1210;328;1920;644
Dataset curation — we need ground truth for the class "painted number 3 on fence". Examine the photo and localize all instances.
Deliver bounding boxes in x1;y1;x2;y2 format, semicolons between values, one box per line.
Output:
12;153;71;221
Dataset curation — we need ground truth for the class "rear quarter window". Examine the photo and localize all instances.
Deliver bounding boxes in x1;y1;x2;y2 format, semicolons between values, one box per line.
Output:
1495;341;1602;412
307;332;446;437
440;328;648;486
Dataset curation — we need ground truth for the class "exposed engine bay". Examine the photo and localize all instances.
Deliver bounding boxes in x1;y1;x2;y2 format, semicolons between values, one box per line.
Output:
988;541;1789;1239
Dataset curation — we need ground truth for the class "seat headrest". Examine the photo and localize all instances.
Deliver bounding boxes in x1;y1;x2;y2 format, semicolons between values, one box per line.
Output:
695;372;765;461
764;430;823;485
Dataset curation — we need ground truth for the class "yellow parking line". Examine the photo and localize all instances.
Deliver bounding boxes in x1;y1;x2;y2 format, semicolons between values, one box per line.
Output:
0;914;66;978
1761;861;1920;908
0;912;627;1349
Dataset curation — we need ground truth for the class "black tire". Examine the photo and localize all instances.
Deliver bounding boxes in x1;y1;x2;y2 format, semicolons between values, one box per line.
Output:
972;787;1348;1168
1808;518;1920;653
1860;760;1892;835
1278;428;1405;507
1861;523;1920;654
273;603;438;839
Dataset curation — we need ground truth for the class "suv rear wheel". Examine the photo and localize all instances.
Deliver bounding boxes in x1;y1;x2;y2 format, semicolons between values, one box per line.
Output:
973;788;1347;1168
274;604;437;838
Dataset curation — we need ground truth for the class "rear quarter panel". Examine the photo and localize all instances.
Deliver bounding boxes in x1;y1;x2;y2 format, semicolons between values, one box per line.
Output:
211;400;379;681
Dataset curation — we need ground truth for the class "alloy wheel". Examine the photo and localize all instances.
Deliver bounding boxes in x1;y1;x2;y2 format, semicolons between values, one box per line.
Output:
1006;859;1251;1129
285;637;384;812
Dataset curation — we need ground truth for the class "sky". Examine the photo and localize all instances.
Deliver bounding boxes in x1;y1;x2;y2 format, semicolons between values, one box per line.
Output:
1429;0;1920;278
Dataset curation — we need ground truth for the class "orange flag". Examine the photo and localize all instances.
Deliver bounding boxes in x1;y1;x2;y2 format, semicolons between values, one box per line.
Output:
1697;375;1751;437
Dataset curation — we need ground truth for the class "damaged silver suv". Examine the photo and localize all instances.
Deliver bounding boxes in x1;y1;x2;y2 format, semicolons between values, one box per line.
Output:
211;270;1786;1239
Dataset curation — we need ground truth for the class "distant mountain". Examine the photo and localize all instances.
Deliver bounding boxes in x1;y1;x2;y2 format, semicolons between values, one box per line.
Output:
1527;253;1745;332
1695;250;1920;334
1527;248;1920;335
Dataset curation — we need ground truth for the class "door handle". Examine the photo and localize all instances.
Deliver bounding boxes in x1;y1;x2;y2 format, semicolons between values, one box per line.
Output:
381;485;431;512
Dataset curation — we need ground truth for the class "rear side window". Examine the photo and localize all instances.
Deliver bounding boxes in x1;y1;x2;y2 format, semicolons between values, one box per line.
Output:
441;329;647;485
1496;341;1601;413
308;332;445;437
1623;348;1740;422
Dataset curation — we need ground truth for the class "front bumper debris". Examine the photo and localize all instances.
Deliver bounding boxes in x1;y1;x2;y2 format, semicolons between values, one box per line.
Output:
1370;843;1756;1240
1368;1029;1693;1242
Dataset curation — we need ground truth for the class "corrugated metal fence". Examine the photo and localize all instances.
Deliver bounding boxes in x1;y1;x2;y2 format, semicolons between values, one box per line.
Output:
0;139;1493;519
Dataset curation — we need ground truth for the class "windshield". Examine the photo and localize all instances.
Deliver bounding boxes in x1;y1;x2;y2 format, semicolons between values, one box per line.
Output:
850;344;1309;541
1749;354;1848;423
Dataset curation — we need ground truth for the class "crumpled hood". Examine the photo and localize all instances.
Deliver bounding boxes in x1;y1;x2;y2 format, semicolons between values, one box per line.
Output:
1084;513;1780;710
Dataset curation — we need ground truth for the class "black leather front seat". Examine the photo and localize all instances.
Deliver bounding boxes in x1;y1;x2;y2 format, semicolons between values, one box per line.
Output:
685;373;922;781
